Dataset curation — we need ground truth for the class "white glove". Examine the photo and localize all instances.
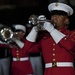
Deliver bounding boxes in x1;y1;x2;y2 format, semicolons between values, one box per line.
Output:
11;38;24;48
43;22;66;43
50;29;66;43
43;22;54;33
38;15;46;20
0;40;7;44
26;26;38;42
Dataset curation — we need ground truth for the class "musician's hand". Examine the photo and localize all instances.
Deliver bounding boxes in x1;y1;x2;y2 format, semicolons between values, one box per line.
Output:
10;37;16;42
43;22;54;33
32;26;39;32
26;26;38;42
38;15;46;20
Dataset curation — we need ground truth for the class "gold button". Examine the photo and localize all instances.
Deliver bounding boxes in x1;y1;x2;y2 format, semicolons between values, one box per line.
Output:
53;59;55;61
53;54;55;56
53;48;55;51
64;38;67;40
53;43;55;46
16;53;19;55
16;50;19;52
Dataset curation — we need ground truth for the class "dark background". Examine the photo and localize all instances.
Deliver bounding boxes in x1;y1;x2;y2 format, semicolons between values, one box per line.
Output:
0;0;49;25
0;0;75;29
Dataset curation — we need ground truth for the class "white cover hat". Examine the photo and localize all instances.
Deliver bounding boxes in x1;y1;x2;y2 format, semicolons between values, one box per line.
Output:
48;2;73;16
13;24;26;32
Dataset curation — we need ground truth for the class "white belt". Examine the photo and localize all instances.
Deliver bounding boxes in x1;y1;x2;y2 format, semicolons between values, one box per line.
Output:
45;62;73;68
13;57;29;61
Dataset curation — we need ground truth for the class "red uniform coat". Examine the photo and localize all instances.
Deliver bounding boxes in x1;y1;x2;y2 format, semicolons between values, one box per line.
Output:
11;38;33;75
25;27;75;75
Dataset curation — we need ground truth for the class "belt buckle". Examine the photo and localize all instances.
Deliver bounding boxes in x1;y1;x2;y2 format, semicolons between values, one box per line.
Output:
52;62;57;67
17;58;20;61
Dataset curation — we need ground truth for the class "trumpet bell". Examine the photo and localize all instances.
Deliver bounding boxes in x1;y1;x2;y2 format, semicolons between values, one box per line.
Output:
0;28;13;41
28;15;38;25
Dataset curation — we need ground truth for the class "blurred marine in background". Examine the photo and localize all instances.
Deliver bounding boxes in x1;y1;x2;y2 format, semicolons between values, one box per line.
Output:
10;24;33;75
0;24;11;75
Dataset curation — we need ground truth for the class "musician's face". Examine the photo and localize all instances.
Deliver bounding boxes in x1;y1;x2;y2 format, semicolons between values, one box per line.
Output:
51;14;69;29
15;31;25;39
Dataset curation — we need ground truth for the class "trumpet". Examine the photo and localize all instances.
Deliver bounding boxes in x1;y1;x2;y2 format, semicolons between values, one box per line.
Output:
28;14;54;30
0;27;20;43
28;15;52;24
0;27;13;42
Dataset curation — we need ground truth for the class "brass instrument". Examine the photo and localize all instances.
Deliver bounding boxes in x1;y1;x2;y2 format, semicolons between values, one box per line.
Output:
0;27;13;42
28;14;54;30
28;15;38;25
